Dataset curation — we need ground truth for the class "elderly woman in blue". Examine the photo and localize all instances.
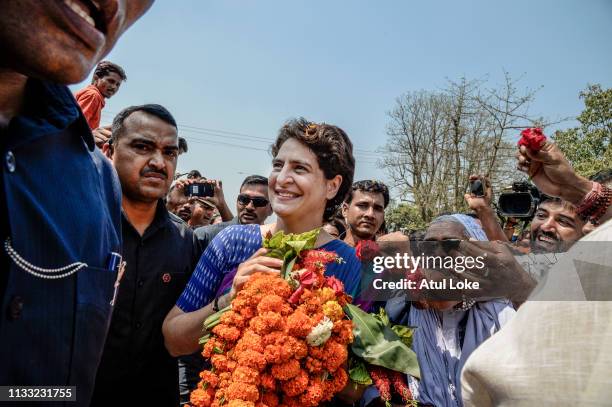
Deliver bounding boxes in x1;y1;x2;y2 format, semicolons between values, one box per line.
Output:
163;118;363;357
362;214;515;407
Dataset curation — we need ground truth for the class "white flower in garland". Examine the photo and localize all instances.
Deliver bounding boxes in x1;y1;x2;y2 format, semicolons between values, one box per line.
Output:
306;316;333;346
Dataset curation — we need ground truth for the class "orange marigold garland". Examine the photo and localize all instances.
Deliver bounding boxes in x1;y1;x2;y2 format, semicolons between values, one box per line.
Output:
189;229;355;407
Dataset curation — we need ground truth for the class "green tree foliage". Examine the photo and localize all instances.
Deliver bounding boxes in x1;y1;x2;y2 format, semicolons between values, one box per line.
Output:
385;203;428;232
554;84;612;177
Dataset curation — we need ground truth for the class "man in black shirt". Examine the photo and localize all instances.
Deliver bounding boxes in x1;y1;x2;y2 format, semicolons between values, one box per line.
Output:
92;104;201;406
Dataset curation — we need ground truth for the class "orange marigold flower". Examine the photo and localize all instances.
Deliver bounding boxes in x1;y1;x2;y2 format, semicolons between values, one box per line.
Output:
259;373;277;391
304;356;323;374
226;382;259;402
322;300;344;322
281;369;309;397
238;306;256;319
296;295;322;317
227;400;255;407
234;331;264;354
217;374;231;390
285;310;313;338
284;337;308;360
232;366;260;386
260;392;279;407
190;388;213;407
201;338;219;359
264;344;284;364
256;294;285;314
199;370;219;389
298;378;324;406
279;303;293;316
214;388;226;403
323;340;348;372
282;396;301;407
316;287;337;303
235;349;267;371
212;324;241;343
271;359;300;380
326;367;348;396
211;354;233;373
231;294;254;312
261;331;285;346
220;311;247;328
249;312;284;335
332;320;354;345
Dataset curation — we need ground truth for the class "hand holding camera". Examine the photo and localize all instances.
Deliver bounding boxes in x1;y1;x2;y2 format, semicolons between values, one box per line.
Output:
465;174;493;213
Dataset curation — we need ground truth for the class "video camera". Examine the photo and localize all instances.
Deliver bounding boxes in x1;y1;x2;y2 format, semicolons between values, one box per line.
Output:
497;181;541;218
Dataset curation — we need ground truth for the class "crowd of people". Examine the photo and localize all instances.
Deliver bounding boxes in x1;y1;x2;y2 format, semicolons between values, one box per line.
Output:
1;1;611;406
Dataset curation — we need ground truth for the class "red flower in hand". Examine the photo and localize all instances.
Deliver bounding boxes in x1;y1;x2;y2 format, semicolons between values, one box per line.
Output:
518;127;547;151
355;240;380;262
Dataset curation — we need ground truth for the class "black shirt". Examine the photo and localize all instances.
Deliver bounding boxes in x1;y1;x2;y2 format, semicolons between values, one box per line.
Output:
92;201;201;406
194;216;240;250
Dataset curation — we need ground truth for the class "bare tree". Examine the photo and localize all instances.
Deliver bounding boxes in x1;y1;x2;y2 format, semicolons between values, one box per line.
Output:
380;73;550;224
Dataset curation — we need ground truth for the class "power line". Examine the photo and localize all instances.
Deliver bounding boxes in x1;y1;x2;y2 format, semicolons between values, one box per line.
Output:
100;110;385;157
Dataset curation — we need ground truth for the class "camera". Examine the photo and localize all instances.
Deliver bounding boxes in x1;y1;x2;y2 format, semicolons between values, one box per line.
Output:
184;183;214;197
497;181;540;218
470;179;485;197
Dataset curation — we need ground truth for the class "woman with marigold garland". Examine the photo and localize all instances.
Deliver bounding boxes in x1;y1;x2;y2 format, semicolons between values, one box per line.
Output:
163;118;367;402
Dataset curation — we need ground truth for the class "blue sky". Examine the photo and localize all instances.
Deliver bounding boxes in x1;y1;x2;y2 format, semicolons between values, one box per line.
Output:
72;0;612;208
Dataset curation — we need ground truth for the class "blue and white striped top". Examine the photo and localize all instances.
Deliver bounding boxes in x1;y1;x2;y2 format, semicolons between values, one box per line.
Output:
176;224;363;313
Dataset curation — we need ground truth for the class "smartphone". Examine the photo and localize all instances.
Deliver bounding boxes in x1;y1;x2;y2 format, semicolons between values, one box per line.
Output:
185;183;214;197
470;179;484;197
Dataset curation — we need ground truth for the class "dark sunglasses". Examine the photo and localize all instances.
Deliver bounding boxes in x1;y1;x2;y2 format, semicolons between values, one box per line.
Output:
237;194;269;208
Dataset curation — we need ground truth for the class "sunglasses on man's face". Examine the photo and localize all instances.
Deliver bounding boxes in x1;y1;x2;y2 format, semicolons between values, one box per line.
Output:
237;194;269;208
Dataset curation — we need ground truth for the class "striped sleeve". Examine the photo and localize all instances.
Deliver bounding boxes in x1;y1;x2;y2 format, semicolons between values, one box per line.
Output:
176;225;262;312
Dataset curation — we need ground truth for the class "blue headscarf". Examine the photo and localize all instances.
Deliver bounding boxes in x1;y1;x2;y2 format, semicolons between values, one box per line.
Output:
431;214;488;241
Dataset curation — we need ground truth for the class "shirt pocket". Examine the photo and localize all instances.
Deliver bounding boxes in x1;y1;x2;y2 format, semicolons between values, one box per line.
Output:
77;265;118;312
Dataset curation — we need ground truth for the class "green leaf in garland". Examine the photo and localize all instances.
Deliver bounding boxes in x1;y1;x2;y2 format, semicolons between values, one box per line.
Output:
262;228;321;280
391;324;415;348
376;307;391;326
344;303;420;379
348;357;373;385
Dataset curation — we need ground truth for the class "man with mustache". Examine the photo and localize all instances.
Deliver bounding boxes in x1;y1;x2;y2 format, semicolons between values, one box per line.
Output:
0;0;152;404
530;196;584;253
95;104;201;406
75;60;127;147
342;180;390;247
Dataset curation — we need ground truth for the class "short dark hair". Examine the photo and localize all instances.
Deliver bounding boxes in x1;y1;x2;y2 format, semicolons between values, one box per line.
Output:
178;137;188;154
110;104;177;143
93;61;127;82
271;117;355;221
187;170;202;179
325;217;347;238
539;195;576;212
241;175;268;190
346;180;390;208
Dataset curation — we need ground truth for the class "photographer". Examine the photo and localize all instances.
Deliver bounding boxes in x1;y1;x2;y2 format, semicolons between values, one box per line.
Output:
166;177;233;225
